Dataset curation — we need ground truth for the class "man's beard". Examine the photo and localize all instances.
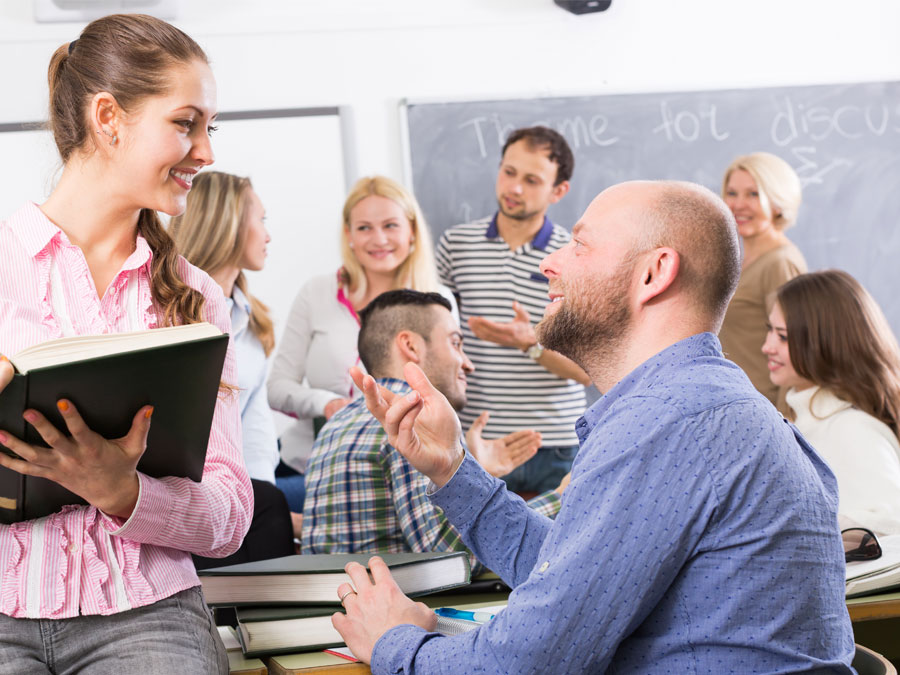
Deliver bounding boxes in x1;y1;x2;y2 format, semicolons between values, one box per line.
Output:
426;368;467;412
537;262;633;373
443;387;466;413
498;198;541;222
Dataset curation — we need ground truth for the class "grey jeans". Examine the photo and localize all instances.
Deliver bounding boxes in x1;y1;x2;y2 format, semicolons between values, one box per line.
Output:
0;586;228;675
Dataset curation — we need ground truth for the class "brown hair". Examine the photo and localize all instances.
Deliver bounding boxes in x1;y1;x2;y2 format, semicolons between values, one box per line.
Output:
501;126;575;186
777;270;900;438
357;289;452;377
49;13;208;327
170;172;275;355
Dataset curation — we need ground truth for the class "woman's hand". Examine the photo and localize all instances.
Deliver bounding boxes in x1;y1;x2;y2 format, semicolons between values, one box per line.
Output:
0;397;153;519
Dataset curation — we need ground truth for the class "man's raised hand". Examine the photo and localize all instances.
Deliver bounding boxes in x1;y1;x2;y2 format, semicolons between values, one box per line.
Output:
465;411;541;478
349;363;464;487
467;300;536;350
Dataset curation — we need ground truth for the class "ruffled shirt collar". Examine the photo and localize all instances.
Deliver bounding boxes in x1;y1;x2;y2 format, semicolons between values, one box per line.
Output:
9;201;153;271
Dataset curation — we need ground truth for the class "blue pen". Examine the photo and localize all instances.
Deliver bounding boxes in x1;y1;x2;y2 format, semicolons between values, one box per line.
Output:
434;607;496;623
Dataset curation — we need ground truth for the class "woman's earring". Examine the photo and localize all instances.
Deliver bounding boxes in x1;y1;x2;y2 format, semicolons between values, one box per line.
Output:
96;129;117;146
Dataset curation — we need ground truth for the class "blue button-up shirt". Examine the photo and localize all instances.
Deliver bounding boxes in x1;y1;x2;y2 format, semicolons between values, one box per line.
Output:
372;333;854;673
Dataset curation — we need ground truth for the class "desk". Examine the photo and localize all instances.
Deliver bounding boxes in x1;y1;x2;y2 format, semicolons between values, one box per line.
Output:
229;651;268;675
265;652;369;675
847;591;900;623
236;592;900;674
847;591;900;666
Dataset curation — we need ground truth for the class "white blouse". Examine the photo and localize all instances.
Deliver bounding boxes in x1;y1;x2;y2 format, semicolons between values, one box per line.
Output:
787;385;900;535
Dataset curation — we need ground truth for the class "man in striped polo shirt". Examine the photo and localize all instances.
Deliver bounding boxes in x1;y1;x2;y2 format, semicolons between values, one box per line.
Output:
435;126;590;494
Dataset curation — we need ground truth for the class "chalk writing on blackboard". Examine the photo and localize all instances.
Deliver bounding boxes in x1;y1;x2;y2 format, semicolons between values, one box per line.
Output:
404;81;900;336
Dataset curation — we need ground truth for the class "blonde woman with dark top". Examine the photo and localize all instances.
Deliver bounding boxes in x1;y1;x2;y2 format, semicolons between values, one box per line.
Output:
0;14;250;672
719;152;807;411
171;171;295;564
763;270;900;535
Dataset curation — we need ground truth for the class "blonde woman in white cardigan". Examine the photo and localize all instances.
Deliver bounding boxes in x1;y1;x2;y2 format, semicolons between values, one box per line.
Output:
266;176;459;510
762;270;900;535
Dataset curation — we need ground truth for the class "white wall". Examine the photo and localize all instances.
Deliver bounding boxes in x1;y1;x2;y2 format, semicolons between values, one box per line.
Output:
1;0;898;318
3;0;899;182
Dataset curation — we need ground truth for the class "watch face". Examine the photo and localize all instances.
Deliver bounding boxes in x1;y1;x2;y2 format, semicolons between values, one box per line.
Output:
527;343;544;359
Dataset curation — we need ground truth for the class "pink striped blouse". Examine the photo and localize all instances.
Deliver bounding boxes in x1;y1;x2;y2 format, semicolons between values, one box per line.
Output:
0;202;253;619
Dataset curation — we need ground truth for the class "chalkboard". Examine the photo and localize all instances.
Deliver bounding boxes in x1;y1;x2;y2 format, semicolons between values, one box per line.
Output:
403;82;900;336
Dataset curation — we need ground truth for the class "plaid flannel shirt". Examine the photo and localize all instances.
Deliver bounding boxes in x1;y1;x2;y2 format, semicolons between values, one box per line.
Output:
301;378;560;569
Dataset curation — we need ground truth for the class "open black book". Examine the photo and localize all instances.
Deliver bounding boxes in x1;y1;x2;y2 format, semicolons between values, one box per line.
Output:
0;323;229;523
199;551;472;607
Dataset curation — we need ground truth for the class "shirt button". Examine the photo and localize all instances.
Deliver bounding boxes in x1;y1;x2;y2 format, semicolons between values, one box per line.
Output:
68;544;78;553
539;561;550;572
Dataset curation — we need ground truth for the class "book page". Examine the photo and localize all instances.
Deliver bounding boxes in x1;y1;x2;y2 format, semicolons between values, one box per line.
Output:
11;322;222;374
217;625;242;651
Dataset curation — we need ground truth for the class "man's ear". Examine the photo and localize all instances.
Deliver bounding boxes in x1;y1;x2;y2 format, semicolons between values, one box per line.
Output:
395;330;426;364
549;180;570;204
635;247;680;307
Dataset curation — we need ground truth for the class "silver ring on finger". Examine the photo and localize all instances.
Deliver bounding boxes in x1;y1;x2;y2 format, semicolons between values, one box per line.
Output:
339;588;357;607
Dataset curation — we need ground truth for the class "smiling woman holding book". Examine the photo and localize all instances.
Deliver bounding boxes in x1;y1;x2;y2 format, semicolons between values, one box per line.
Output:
0;14;251;674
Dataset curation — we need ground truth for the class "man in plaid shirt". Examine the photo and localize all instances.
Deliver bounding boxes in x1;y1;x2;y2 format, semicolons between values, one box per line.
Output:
301;290;566;561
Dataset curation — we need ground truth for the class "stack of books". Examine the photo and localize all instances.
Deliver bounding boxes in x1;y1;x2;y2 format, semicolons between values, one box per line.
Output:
199;551;472;657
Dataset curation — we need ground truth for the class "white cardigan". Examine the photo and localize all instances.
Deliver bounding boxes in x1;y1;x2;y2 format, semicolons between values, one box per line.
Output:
266;273;360;473
787;385;900;535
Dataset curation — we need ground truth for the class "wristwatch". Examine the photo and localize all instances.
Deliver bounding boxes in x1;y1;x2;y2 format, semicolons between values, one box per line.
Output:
525;342;544;360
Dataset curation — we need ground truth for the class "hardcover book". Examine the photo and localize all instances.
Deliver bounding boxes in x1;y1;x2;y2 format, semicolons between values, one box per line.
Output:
235;605;344;657
199;551;472;607
0;322;228;523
